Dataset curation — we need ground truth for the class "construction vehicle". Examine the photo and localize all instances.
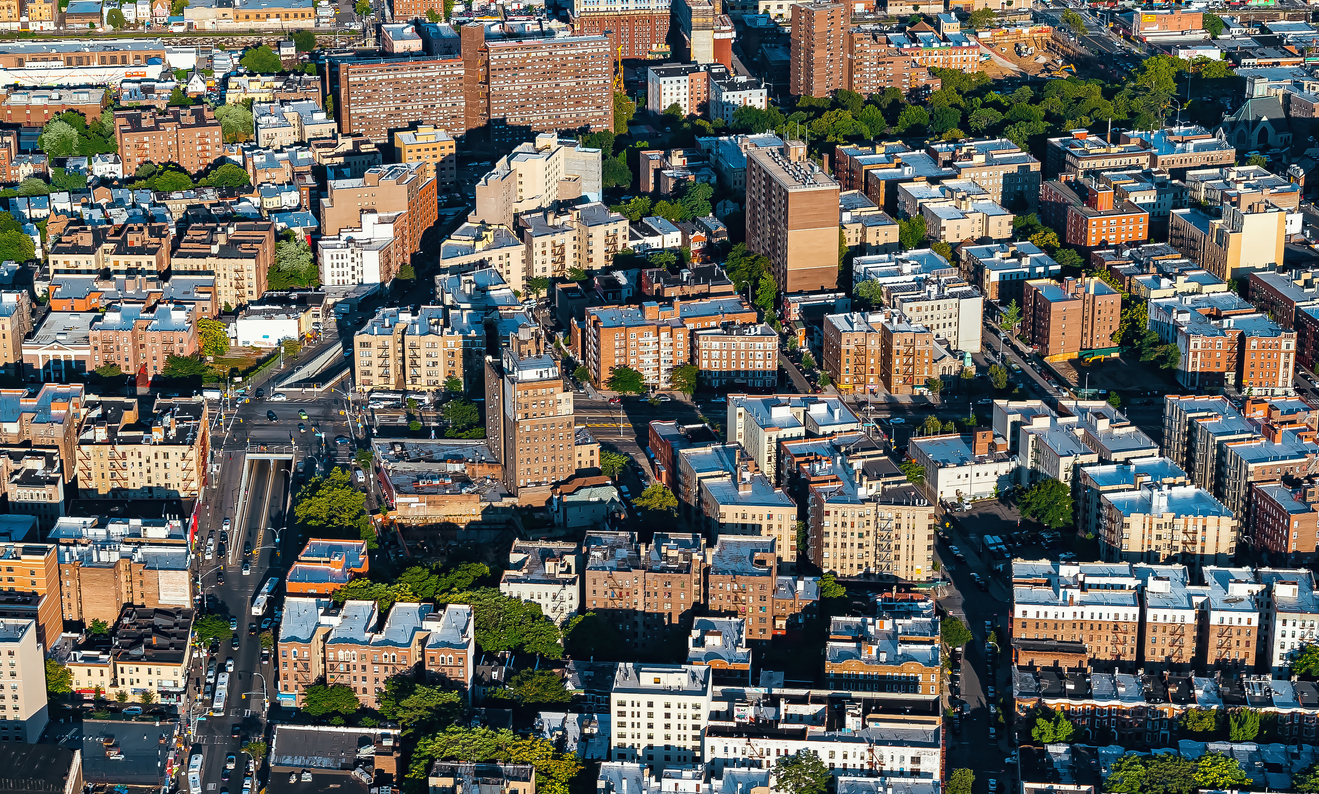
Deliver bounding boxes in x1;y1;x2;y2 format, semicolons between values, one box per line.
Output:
1043;63;1077;78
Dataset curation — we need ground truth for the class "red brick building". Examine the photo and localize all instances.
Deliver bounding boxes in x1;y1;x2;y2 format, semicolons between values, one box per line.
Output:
1040;177;1150;250
113;106;223;176
1249;482;1319;565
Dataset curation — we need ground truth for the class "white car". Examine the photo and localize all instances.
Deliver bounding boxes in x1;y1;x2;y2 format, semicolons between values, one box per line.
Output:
270;392;288;402
242;562;251;576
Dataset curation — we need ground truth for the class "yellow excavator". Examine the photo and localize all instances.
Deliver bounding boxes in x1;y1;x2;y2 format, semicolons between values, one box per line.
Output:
1043;63;1077;79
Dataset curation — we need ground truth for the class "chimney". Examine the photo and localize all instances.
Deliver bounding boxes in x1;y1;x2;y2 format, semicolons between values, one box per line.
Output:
1086;184;1115;212
1071;129;1088;140
972;429;992;456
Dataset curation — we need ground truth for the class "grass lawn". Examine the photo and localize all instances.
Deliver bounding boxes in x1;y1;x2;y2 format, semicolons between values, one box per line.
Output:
209;347;273;378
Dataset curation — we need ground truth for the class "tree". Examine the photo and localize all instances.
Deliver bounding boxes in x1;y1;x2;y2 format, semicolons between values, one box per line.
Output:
932;240;953;262
567;267;587;281
1179;707;1221;737
525;276;550;299
115;690;130;704
1061;8;1086;33
670;364;699;396
167;86;195;107
271;235;318;290
633;483;678;514
494;669;571;705
603;154;632;189
801;351;816;371
1229;708;1260;741
443;376;463;394
139;690;157;704
197;318;230;357
1030;229;1060;253
898;216;927;250
260;630;274;649
599;450;629;479
1001;300;1022;337
900;459;925;484
1105;755;1147;794
1292;644;1319;678
563;612;626;662
16;177;50;197
819;572;846;600
50;166;87;191
573;366;593;385
1194;753;1250;790
161;355;210;380
0;229;35;263
1295;763;1319;794
407;727;581;794
772;750;830;794
930;106;962;136
607;366;645;395
107;8;126;28
856;279;884;307
215;103;255;143
1019;477;1073;529
442;588;562;658
88;619;110;635
443;399;480;432
1030;709;1076;743
968;7;994;27
947;770;975;794
243;740;268;767
967;107;1004;133
1107;392;1121;409
302;684;360;716
38;119;79;157
378;678;462;733
1143;754;1197;794
1246;153;1268;168
896;104;929;133
925;377;943;396
426;7;441;21
204;162;251;189
241;45;283;74
45;659;72;696
294;467;373;547
292;30;317;52
1203;11;1224;37
398;263;417;281
989;364;1008;390
614;91;637;134
921;415;945;436
194;614;234;645
941;615;973;648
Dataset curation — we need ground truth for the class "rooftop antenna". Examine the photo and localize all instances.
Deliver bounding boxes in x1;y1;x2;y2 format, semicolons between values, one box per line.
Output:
1107;117;1112;145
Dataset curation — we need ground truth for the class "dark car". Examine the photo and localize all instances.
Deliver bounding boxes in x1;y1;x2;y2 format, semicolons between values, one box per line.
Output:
266;410;278;422
232;723;242;739
248;622;257;635
254;387;264;398
244;542;252;555
230;634;239;649
334;435;351;445
216;571;225;584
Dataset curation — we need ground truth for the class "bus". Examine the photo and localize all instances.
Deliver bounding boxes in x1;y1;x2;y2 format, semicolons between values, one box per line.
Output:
187;754;203;794
252;576;279;616
212;672;229;715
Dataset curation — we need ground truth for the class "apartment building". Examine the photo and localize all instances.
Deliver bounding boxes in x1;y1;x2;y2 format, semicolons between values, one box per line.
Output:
0;543;60;652
499;541;580;626
1202;566;1264;670
1149;295;1295;394
88;303;196;379
807;456;935;581
726;394;860;484
321;163;437;259
844;29;940;97
286;539;370;596
927;137;1043;209
609;663;712;768
1217;430;1319;520
568;0;671;60
1120;125;1235;178
393;125;457;187
789;2;847;97
1248;269;1319;331
519;204;628;287
1;449;65;533
1248;482;1319;566
1021;277;1122;360
745;140;840;293
1185;164;1300;212
330;54;466;143
1016;416;1100;489
823;310;949;396
353;306;483;392
112;106;223;175
0;291;33;375
1169;203;1286;282
645;62;722;116
47;223;171;280
1099;484;1236;566
583;532;706;654
1044;129;1153;179
1076;457;1190;544
573;297;756;390
899;181;1014;244
253;100;336;149
75;397;209;500
959;241;1062;304
705;537;780;640
472;134;603;230
1011;559;1141;670
1258;568;1319;674
824;614;941;699
423;603;477;698
318;211;405;287
1132;564;1203;669
0;385;83;483
106;606;193;705
484;346;577;499
698;472;797;565
0;619;48;743
1040;178;1151;250
871;271;983;353
322;601;438;709
709;73;768;124
170;221;276;311
692;323;778;389
50;515;192;626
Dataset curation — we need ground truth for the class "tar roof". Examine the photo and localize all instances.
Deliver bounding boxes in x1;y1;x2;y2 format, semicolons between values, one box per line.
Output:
708;536;776;576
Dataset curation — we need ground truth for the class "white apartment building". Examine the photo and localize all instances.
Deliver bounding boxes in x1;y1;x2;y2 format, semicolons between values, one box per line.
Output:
1258;568;1319;675
726;395;860;485
499;541;581;626
0;619;48;743
610;664;712;770
1100;484;1236;567
318;211;401;286
709;75;767;124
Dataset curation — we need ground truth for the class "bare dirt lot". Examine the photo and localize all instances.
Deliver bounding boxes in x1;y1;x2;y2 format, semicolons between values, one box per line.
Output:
1046;354;1179;394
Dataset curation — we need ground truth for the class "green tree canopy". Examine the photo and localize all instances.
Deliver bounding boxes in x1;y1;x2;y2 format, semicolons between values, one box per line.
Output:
271;235;318;290
331;578;416;611
292;30;317;52
0;229;35;263
294;467;373;547
204;162;251;189
88;619;110;635
193;614;233;645
614;91;636;135
46;659;73;695
1030;709;1076;743
607;366;646;395
633;483;678;514
408;727;581;794
900;459;925;484
670;364;699;396
1179;707;1221;737
241;45;283;74
1142;754;1197;794
819;572;846;600
989;364;1008;390
898;216;927;250
1105;755;1147;794
490;669;571;706
1295;762;1319;794
941;615;973;648
1193;752;1250;790
38;119;79;157
1292;644;1319;678
377;678;462;733
563;611;627;661
1019;477;1074;529
947;769;975;794
443;399;480;432
161;354;210;380
442;588;563;658
1228;708;1260;741
302;684;360;716
772;750;830;794
599;450;630;479
197;318;230;357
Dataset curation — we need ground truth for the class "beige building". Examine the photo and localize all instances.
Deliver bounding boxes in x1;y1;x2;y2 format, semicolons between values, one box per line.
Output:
823;310;960;396
105;607;194;705
0;619;48;742
725;394;860;485
499;541;580;625
519;204;628;286
50;516;193;627
0;384;84;484
438;224;527;293
393;125;457;187
698;469;798;563
746;139;840;293
0;291;33;375
485;346;577;500
472;133;603;229
75;397;209;500
170;221;276;311
353;306;484;393
693;322;779;389
0;542;62;654
823;614;941;699
1100;484;1237;566
1169;203;1287;282
321;163;437;259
